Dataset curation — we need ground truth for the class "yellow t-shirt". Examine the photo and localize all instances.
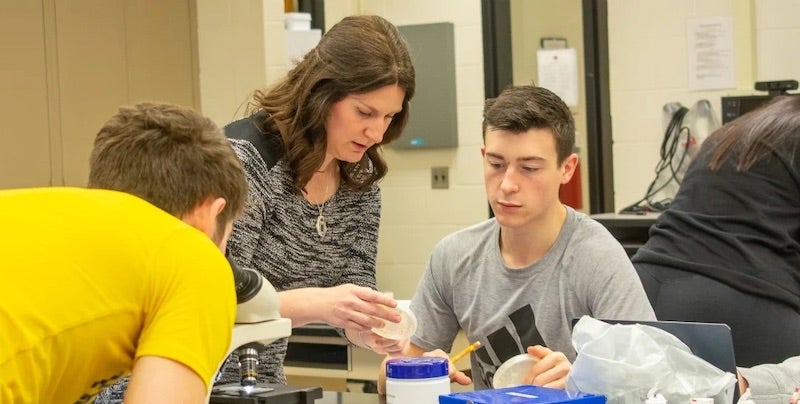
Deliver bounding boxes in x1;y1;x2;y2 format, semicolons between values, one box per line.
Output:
0;187;236;403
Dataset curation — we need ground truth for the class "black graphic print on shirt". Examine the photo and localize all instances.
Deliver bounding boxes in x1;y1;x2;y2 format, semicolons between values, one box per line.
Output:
473;304;544;388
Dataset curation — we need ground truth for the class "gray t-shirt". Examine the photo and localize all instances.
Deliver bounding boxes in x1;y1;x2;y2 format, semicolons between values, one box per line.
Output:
410;207;656;390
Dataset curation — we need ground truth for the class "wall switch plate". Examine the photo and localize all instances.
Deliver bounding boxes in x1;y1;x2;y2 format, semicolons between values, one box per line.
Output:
431;166;449;189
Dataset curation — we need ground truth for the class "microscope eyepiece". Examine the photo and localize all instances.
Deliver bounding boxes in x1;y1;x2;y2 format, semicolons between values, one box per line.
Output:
226;253;263;304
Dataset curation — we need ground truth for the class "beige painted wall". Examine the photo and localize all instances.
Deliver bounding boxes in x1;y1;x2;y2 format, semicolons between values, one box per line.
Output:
0;2;52;188
194;0;288;126
1;0;197;188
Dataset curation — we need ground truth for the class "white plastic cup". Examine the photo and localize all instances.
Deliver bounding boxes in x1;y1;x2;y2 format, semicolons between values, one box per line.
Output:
386;357;450;404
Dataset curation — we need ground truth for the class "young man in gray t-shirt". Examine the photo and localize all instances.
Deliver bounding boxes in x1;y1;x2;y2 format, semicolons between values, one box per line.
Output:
380;85;655;392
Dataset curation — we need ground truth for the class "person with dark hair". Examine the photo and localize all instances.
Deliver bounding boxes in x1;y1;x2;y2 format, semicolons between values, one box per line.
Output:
216;14;417;385
379;85;655;392
1;103;248;403
632;95;800;368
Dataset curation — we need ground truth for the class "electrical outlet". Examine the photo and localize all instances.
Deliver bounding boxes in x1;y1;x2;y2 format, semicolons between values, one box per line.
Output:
431;166;449;189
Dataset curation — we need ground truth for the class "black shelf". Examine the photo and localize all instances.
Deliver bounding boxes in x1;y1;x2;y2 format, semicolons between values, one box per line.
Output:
591;212;659;257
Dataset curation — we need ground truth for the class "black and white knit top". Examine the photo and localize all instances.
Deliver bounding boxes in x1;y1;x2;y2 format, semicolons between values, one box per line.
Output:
216;138;381;385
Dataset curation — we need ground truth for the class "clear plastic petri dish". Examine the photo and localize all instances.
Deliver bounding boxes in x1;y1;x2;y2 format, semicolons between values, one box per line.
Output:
492;353;540;389
372;304;417;340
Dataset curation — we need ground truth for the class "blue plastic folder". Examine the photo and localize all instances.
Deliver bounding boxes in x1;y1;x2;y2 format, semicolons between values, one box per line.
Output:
439;385;606;404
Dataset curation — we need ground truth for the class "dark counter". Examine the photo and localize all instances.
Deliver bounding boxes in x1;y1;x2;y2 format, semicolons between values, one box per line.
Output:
321;391;385;403
210;384;385;404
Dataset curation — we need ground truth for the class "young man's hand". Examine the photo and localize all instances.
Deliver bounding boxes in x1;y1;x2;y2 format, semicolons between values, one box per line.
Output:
522;345;572;389
422;349;472;385
737;371;749;394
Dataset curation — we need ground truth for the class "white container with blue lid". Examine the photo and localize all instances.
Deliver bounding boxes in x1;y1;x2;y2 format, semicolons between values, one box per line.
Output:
386;357;450;404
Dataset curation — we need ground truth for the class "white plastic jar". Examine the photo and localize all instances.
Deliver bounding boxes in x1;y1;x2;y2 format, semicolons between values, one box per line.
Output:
386;357;450;404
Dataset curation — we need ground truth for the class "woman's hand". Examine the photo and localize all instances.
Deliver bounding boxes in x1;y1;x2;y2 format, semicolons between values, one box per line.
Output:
318;284;400;331
358;331;409;355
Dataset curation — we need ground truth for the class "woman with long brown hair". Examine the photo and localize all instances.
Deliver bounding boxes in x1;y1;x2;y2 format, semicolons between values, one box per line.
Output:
219;14;415;385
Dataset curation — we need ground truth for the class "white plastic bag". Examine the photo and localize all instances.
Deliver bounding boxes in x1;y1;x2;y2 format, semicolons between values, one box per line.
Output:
566;317;736;404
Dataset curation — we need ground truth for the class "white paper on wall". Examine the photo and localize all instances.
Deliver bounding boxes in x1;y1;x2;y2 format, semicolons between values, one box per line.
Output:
537;48;579;107
687;16;735;91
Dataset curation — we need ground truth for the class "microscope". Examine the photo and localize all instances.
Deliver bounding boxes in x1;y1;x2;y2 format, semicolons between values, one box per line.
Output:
208;256;293;400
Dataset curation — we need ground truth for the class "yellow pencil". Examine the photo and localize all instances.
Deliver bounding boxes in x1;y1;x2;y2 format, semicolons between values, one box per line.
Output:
450;341;481;363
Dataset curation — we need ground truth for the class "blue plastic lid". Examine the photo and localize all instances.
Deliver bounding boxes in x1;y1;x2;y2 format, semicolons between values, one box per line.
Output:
386;357;449;379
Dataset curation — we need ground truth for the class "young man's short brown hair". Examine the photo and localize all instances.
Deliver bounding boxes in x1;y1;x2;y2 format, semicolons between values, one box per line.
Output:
482;85;576;164
88;102;247;225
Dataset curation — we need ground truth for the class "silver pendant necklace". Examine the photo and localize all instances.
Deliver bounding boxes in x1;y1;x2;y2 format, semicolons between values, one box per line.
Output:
315;202;327;237
313;168;335;238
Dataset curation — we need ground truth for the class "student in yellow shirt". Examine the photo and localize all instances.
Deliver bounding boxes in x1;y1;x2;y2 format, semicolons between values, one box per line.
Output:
0;102;248;403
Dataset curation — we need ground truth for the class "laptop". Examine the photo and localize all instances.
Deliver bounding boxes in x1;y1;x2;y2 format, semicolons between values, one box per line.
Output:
571;318;739;401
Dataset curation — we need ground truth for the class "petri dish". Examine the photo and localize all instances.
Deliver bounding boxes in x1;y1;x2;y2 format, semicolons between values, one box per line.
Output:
492;353;540;388
371;304;417;340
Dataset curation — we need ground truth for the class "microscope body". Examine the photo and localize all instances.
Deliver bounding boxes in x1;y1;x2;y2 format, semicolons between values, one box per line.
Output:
227;280;291;383
208;257;292;401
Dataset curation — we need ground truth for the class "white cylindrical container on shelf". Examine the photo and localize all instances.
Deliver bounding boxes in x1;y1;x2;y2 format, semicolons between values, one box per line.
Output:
284;12;312;31
386;357;450;404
